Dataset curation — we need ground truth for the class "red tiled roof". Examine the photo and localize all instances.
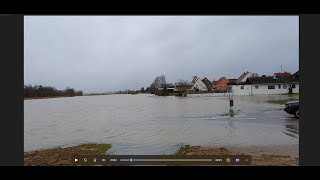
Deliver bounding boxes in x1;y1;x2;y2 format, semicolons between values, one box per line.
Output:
217;77;228;83
274;72;292;78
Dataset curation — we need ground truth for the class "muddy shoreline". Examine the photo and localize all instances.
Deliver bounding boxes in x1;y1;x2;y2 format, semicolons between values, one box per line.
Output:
176;144;298;166
24;144;298;166
24;143;111;166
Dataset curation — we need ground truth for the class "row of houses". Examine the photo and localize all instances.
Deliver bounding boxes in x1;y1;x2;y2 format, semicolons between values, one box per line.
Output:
157;70;299;96
229;71;299;95
187;72;258;93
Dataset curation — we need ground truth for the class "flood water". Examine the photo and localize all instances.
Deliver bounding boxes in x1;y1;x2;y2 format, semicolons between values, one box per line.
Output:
24;94;299;155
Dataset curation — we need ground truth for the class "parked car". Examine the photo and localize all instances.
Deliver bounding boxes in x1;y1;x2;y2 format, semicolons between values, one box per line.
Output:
284;100;299;118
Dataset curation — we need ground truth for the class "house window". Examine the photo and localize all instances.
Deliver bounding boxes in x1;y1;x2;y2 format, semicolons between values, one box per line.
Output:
241;85;244;90
268;85;275;89
255;85;259;89
283;85;287;89
292;84;296;88
278;85;281;89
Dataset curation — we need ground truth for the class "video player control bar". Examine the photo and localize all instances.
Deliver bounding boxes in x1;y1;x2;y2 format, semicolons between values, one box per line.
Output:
72;155;252;165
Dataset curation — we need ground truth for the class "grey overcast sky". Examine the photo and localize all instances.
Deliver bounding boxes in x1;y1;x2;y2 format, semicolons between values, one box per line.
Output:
24;16;299;93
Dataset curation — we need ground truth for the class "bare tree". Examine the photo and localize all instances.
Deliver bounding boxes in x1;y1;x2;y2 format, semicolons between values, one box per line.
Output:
252;73;259;77
158;75;167;88
150;75;167;94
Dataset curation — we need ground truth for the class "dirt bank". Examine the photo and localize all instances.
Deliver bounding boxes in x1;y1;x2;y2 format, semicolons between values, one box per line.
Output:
24;143;298;166
24;143;111;166
175;144;298;166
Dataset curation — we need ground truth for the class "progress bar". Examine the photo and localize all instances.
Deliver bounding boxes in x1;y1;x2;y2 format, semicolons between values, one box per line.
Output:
73;155;252;165
122;159;212;162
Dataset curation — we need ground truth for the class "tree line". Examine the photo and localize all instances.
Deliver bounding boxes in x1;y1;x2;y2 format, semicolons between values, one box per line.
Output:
84;87;151;96
113;87;150;94
24;84;83;98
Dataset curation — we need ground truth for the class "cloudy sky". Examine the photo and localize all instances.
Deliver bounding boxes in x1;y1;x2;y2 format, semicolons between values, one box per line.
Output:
24;16;299;93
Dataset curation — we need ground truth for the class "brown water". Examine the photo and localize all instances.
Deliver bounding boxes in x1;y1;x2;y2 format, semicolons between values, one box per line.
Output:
24;94;299;154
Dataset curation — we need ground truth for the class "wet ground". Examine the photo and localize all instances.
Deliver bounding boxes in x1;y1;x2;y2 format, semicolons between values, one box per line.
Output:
177;145;298;166
24;94;299;155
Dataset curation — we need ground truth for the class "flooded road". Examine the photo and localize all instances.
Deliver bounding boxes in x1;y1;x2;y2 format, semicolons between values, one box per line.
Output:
24;94;299;155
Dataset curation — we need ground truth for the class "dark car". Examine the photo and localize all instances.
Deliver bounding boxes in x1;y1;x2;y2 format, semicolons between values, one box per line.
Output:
284;100;299;118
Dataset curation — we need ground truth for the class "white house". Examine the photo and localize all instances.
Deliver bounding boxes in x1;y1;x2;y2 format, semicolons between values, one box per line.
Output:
231;83;299;95
236;71;253;83
190;76;208;92
230;74;299;95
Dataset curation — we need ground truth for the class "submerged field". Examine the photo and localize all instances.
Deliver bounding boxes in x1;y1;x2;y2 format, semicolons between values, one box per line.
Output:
24;94;299;165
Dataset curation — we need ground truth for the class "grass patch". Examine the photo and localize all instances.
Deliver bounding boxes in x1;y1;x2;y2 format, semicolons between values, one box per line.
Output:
175;144;201;155
24;143;111;166
267;98;298;105
75;143;112;154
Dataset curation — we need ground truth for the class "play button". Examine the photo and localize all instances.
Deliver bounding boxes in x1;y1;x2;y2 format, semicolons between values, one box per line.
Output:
75;158;78;162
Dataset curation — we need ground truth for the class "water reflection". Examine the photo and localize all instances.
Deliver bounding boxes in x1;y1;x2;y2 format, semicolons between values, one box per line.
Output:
229;109;235;118
226;121;236;138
